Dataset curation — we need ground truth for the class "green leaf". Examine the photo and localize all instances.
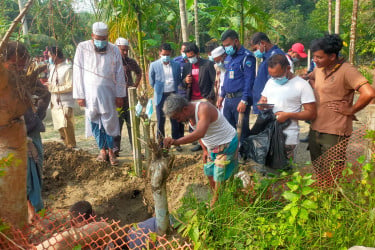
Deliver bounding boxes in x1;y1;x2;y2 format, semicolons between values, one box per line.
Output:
290;206;299;218
282;191;300;202
72;245;82;250
363;163;373;171
357;155;366;164
299;208;309;220
283;203;293;211
286;182;299;191
304;178;316;186
149;232;157;242
301;186;315;196
301;200;317;209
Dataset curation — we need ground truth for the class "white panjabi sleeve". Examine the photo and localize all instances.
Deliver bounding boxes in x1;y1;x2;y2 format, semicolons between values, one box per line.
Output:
73;43;86;99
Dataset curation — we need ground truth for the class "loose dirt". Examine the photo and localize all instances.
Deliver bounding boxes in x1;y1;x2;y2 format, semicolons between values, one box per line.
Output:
42;142;206;226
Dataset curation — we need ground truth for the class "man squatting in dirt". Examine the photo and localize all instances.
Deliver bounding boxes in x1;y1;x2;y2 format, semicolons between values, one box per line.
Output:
163;94;238;206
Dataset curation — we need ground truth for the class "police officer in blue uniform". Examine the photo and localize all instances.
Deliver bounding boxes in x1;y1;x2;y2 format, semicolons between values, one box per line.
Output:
250;32;286;113
216;30;256;142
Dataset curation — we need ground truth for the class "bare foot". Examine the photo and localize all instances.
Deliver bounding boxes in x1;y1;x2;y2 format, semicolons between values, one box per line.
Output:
27;200;36;224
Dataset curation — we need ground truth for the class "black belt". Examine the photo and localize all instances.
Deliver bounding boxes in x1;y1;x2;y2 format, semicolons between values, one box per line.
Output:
226;92;243;99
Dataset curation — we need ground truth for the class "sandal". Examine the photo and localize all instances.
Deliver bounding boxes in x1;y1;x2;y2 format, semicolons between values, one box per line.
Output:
96;152;108;162
109;155;119;166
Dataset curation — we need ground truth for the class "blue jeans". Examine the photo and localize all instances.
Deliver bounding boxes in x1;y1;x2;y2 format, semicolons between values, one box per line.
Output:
91;122;114;149
223;97;250;142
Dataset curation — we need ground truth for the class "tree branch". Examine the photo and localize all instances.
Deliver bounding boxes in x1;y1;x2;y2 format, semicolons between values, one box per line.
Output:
0;0;34;54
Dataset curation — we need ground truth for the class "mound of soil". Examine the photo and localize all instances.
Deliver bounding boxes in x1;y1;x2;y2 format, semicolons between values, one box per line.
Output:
43;142;125;191
42;143;207;226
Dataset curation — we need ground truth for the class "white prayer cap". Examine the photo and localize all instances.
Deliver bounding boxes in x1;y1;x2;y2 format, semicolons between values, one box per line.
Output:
211;46;225;59
115;37;129;46
92;22;108;36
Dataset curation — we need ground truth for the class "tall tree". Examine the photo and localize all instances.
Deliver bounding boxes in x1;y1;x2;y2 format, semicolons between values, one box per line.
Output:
179;0;189;42
328;0;332;34
335;0;341;34
194;0;199;46
209;0;269;43
348;0;359;64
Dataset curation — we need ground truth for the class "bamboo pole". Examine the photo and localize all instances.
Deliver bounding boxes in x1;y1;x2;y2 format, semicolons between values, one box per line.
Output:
128;87;142;176
0;0;34;53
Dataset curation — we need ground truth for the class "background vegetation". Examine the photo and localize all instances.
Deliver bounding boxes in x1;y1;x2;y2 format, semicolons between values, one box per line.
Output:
1;0;374;66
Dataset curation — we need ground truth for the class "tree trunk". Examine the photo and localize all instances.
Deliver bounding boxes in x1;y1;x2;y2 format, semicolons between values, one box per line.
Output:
240;0;245;44
0;65;28;229
136;11;151;163
179;0;189;42
348;0;359;64
328;0;332;34
335;0;341;34
149;139;174;235
194;0;199;47
17;0;29;36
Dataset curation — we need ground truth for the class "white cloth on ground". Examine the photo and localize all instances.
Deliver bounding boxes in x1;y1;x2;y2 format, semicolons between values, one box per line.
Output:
73;40;126;137
261;76;315;145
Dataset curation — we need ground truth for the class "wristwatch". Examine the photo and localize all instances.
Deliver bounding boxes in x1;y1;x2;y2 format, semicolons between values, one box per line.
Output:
240;100;248;105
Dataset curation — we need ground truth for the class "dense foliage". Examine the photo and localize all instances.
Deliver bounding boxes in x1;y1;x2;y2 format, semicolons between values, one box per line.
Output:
1;0;374;64
175;155;375;248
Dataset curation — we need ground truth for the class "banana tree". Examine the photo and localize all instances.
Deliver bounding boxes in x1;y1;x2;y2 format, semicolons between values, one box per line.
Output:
208;0;270;44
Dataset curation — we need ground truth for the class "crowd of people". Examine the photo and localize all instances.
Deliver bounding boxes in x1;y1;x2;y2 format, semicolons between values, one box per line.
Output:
2;20;375;231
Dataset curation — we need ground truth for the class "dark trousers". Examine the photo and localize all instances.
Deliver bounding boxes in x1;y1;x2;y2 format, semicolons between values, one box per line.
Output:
113;97;132;152
308;129;349;185
156;92;183;141
223;97;250;142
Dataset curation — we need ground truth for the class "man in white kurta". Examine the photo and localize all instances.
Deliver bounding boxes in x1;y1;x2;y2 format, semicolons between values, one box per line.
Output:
73;22;126;165
48;46;76;148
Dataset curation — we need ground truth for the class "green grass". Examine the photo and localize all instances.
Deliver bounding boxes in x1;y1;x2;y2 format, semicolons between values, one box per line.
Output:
174;159;375;249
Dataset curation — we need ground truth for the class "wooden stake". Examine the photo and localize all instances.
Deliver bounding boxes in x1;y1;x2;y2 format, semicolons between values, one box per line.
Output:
128;87;142;176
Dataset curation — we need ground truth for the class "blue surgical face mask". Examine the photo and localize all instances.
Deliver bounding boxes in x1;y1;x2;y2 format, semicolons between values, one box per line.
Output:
182;52;188;60
188;56;198;64
216;61;224;69
272;76;289;85
49;57;54;65
254;43;265;58
94;39;108;49
225;45;236;56
161;55;170;63
208;56;214;62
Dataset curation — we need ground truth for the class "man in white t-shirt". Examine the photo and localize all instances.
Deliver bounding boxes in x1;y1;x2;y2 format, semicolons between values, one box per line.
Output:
258;54;316;159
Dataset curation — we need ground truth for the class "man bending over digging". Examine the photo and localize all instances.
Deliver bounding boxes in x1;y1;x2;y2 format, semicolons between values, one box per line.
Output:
163;94;238;206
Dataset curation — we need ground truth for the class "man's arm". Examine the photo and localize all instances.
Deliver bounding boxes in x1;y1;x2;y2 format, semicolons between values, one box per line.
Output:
133;60;142;88
328;83;375;116
114;48;127;98
237;56;256;112
149;63;155;88
242;56;256;102
275;102;316;123
164;104;215;147
72;45;85;100
48;67;73;94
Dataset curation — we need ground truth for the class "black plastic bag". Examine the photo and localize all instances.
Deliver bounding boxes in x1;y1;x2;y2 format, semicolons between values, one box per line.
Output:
240;109;291;170
240;110;275;164
249;109;275;135
266;119;291;169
